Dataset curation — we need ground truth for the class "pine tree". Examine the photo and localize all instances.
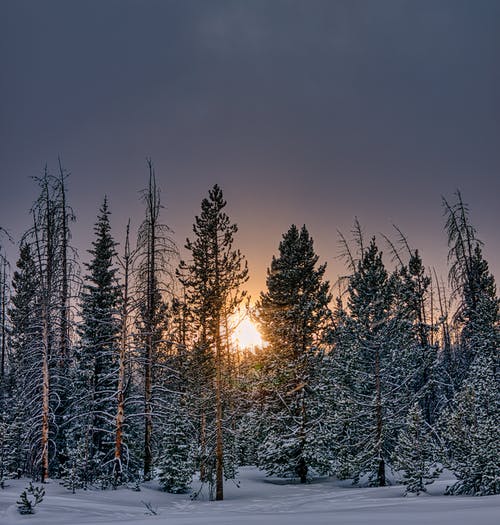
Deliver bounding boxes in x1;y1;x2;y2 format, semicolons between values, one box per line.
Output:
393;251;439;424
442;248;499;496
8;243;43;478
393;403;441;495
157;398;195;493
178;184;248;500
256;225;332;483
441;196;500;495
331;238;416;486
71;198;121;483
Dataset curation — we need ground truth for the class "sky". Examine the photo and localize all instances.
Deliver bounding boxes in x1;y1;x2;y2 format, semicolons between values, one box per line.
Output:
1;0;499;299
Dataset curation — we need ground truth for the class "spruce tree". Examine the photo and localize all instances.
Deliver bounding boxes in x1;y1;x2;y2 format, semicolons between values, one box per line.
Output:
256;225;332;483
178;184;248;500
393;403;441;495
442;246;499;496
331;238;417;486
393;251;439;424
71;198;121;483
157;398;195;493
8;243;43;478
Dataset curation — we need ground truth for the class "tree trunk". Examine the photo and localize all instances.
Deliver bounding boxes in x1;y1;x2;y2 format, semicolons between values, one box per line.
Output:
298;389;308;483
58;160;70;364
34;201;52;483
114;222;130;482
143;162;156;480
56;162;70;473
199;412;207;482
41;305;50;483
215;317;224;501
375;344;385;487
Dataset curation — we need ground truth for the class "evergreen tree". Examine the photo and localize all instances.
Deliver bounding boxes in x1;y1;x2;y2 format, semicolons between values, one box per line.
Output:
442;246;499;496
178;184;248;500
157;398;195;493
440;195;500;495
8;243;43;478
331;238;417;486
393;251;439;424
70;198;121;483
393;403;441;495
256;225;332;483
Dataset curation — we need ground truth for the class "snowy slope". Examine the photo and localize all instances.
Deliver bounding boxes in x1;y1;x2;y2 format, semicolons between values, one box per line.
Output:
1;467;499;525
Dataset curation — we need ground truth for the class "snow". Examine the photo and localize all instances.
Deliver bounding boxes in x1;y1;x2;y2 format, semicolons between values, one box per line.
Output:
1;467;499;525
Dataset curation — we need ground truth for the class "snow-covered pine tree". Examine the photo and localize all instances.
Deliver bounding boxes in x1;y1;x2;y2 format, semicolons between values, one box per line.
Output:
0;250;10;485
8;242;44;478
60;437;88;492
256;225;332;483
157;397;195;493
70;198;121;483
331;238;418;486
393;250;439;424
178;184;248;500
174;276;215;486
442;245;500;496
328;298;361;480
393;403;441;495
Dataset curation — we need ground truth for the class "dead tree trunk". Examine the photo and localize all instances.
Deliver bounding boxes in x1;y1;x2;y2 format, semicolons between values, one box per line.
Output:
114;221;131;481
34;209;51;483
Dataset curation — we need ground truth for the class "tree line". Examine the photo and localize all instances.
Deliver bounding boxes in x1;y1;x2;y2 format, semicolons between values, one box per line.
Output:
0;161;498;500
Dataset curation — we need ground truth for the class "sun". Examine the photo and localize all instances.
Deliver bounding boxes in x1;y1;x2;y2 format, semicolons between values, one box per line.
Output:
230;315;264;350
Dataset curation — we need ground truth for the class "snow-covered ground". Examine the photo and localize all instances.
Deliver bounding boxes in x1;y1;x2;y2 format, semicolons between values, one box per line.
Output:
1;467;499;525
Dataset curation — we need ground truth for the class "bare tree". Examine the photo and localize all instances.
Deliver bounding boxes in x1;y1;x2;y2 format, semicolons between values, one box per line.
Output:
135;160;177;479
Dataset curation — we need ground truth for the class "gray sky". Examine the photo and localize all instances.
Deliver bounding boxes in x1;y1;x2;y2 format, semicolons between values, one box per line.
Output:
1;0;499;298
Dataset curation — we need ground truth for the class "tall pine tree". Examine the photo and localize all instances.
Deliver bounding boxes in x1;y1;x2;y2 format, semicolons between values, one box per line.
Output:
178;184;248;500
331;238;418;486
70;198;121;483
256;225;332;483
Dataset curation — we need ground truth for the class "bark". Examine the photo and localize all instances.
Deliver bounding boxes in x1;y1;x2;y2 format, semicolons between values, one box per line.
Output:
143;161;156;480
114;222;130;481
200;412;207;482
215;317;224;501
375;342;385;487
34;204;52;483
57;160;70;364
41;317;50;483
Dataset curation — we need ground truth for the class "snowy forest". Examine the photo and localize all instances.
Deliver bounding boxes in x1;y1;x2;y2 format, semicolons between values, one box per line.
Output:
0;161;498;514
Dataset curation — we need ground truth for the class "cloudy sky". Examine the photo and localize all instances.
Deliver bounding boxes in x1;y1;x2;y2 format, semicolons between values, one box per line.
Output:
1;0;499;297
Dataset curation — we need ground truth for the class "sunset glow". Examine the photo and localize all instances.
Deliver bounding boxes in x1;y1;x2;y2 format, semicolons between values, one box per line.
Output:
231;316;264;349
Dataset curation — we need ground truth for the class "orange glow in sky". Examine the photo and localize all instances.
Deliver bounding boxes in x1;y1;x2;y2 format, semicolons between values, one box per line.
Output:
231;315;264;350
